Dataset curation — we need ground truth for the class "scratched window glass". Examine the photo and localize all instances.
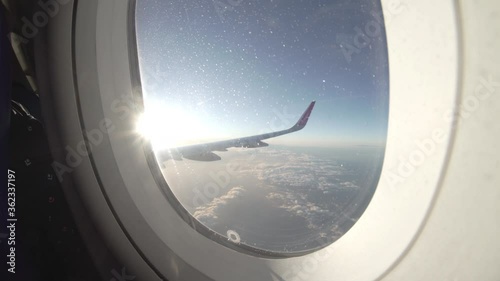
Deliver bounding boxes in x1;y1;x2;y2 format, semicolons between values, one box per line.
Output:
135;0;389;254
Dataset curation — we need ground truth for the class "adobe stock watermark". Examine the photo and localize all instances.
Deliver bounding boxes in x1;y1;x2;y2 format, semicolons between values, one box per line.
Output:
51;118;116;182
9;0;71;45
276;235;335;281
135;64;170;101
268;106;299;132
338;0;406;63
384;75;499;188
191;104;298;208
212;0;243;22
191;148;259;208
109;267;135;281
50;86;146;183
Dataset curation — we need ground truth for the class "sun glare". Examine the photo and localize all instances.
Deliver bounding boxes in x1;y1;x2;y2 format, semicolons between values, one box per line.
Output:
136;103;211;150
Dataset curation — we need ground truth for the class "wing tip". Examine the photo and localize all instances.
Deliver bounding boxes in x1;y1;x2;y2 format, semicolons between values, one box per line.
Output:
293;100;315;130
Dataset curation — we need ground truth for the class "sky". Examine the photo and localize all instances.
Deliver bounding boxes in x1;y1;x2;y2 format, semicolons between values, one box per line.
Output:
135;0;389;149
135;0;388;253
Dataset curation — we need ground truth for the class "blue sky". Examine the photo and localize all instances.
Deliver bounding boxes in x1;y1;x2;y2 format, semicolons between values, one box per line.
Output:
135;0;389;148
135;0;388;252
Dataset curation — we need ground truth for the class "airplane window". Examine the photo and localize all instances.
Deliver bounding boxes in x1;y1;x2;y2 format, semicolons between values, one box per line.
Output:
135;0;388;255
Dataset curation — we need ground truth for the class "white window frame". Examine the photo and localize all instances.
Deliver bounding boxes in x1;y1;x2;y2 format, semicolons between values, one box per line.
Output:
35;0;500;280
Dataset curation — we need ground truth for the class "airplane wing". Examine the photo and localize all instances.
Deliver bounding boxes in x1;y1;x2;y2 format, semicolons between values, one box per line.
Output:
157;101;316;162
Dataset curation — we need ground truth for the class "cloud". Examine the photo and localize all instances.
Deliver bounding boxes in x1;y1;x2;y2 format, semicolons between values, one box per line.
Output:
266;191;336;232
193;186;246;225
247;148;364;237
188;147;372;246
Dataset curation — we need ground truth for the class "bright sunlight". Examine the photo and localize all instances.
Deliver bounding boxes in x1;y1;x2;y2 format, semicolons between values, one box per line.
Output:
136;102;212;150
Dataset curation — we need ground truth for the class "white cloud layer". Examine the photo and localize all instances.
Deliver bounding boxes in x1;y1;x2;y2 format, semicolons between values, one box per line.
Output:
192;147;366;242
193;186;247;225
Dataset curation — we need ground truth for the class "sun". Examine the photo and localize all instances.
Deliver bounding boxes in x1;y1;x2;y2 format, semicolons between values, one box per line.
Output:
135;103;211;151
